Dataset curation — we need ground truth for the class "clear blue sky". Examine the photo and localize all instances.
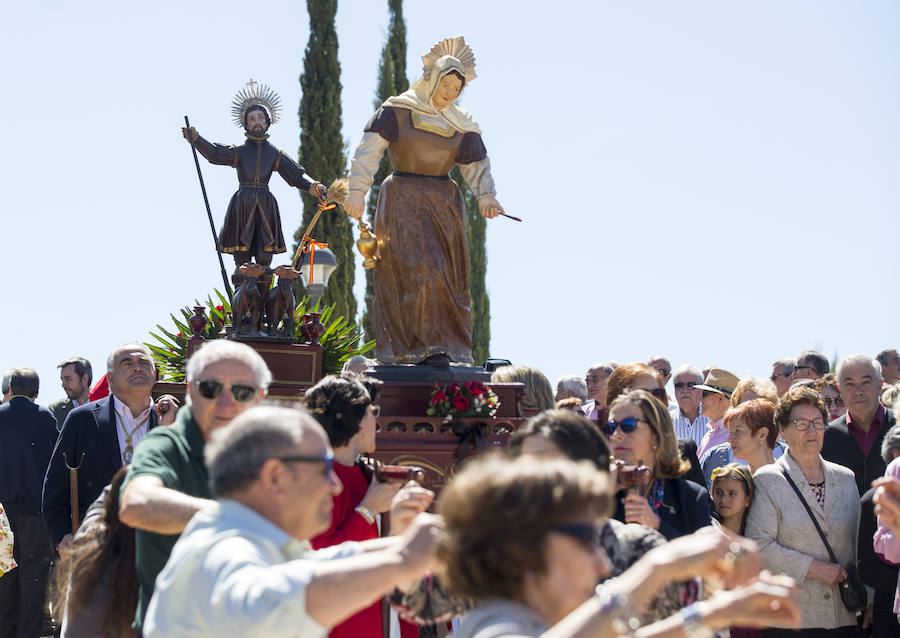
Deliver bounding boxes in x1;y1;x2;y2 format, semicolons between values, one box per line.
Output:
3;0;898;403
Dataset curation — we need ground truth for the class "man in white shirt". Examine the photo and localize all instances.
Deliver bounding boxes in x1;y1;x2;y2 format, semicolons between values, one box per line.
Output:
144;405;442;638
582;362;616;420
669;364;709;447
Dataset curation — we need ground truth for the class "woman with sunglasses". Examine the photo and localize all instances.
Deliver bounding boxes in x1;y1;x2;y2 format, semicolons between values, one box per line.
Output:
443;455;801;638
608;389;713;539
814;374;845;423
508;409;690;625
304;373;413;638
745;386;861;636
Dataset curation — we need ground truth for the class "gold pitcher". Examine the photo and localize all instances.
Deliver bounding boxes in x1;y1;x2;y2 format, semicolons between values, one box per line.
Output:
356;221;378;269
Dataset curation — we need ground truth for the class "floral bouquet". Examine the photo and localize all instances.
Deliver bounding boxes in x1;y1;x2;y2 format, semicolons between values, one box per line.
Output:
427;380;500;421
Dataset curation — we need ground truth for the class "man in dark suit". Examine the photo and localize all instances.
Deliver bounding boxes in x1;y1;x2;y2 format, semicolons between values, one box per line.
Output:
821;354;895;495
48;356;92;428
42;344;176;554
0;368;58;638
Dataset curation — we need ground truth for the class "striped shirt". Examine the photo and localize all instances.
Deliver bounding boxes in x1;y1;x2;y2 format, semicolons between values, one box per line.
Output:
669;408;709;448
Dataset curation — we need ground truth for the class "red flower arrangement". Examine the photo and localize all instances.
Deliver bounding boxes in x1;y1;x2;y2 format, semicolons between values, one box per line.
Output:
427;380;499;421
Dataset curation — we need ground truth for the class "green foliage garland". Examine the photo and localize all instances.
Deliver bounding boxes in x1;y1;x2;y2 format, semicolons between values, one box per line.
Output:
146;289;374;382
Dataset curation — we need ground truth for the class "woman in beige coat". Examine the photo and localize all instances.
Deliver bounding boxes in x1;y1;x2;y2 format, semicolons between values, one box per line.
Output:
746;386;860;636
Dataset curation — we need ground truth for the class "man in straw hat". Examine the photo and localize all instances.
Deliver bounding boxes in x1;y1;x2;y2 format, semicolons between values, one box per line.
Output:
695;367;740;460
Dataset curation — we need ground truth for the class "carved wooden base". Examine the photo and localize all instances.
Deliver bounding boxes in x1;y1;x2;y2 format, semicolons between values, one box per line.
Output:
152;364;525;492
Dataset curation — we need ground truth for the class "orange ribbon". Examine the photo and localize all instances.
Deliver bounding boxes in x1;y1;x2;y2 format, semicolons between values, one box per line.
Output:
301;235;329;283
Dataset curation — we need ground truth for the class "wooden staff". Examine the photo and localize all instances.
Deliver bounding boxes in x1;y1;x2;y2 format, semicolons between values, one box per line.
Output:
63;451;85;531
184;115;234;302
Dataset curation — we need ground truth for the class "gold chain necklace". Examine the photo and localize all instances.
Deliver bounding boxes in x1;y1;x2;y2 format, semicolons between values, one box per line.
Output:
114;407;151;463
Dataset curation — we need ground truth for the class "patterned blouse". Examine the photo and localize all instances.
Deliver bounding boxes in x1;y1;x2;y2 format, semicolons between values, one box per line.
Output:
809;481;825;508
0;503;16;577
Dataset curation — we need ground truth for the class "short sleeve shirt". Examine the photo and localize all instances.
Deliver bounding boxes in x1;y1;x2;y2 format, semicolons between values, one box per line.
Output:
121;406;212;629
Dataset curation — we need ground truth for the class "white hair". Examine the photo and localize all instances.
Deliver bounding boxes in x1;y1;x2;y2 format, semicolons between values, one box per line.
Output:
341;355;375;375
836;354;882;384
186;340;272;388
556;374;587;401
672;364;703;383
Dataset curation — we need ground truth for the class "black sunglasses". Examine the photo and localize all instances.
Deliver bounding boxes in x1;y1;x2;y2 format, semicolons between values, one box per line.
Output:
277;451;334;477
550;522;601;550
673;382;696;391
647;388;667;402
606;416;648;434
196;379;259;402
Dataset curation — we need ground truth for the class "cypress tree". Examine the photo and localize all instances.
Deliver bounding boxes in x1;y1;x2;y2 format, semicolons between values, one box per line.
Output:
362;0;409;340
360;46;396;340
294;0;355;321
387;0;409;94
452;167;491;365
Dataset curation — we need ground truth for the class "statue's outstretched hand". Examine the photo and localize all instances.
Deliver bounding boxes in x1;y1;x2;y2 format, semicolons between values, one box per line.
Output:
478;196;502;219
309;182;327;201
345;191;365;220
182;126;198;142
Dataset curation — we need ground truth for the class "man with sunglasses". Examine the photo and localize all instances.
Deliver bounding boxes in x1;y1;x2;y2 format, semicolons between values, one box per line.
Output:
143;406;442;638
647;355;676;408
794;350;829;381
770;358;797;397
694;368;740;461
119;340;270;631
876;348;900;387
669;364;709;447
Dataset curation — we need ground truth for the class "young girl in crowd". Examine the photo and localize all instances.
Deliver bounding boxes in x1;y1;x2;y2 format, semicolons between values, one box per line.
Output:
710;463;763;638
710;463;754;535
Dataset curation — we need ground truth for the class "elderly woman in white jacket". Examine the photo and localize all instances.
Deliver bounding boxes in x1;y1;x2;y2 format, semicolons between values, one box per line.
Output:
746;386;860;637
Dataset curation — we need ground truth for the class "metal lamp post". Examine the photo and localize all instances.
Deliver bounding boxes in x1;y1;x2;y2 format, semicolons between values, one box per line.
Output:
298;246;337;307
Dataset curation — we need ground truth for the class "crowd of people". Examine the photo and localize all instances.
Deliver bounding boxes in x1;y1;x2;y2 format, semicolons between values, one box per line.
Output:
2;344;900;638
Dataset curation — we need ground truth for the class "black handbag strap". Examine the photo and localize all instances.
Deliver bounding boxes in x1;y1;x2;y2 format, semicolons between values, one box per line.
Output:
779;467;840;565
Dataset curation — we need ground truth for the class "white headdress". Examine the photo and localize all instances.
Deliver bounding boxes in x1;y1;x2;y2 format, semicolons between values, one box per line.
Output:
421;36;476;84
381;36;481;134
231;79;282;128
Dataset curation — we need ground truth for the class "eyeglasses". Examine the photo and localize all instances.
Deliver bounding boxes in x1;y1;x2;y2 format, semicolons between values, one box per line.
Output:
823;396;844;408
770;371;794;381
702;390;724;399
606;417;648;434
277;451;335;477
789;418;826;432
195;379;259;402
655;369;671;378
368;404;381;417
550;522;602;550
647;388;667;402
673;382;696;391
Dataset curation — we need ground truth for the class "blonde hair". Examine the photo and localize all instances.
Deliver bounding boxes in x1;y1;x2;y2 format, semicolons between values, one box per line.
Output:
491;365;554;412
730;377;778;407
